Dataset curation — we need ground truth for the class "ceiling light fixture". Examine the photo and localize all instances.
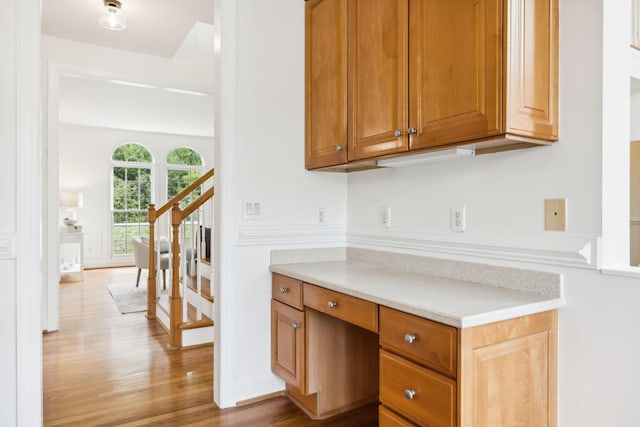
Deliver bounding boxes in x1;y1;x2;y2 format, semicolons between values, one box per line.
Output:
98;0;127;31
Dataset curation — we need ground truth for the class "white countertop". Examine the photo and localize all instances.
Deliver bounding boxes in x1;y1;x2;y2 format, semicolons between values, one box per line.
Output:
270;260;564;328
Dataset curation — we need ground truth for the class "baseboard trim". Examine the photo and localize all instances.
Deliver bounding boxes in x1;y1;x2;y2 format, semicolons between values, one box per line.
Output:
236;390;285;407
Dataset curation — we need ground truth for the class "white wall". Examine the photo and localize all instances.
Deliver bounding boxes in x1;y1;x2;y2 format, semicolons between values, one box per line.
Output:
0;0;18;423
43;35;214;93
214;0;347;406
58;124;213;268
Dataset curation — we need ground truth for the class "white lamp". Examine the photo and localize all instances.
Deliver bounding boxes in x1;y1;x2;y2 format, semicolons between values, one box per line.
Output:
60;191;84;223
98;0;128;31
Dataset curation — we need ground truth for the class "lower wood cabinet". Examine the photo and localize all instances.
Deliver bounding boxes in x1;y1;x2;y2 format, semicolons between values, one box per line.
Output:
271;273;558;426
271;299;305;391
380;308;557;427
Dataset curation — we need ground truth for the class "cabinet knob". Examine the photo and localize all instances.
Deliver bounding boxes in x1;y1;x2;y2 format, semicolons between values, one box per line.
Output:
394;129;404;138
407;127;417;135
292;322;300;330
404;389;416;400
336;145;345;152
280;287;288;294
404;334;416;344
327;301;337;309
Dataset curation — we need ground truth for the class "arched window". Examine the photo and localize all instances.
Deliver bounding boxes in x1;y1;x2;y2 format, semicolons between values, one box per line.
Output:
112;143;154;256
166;147;204;208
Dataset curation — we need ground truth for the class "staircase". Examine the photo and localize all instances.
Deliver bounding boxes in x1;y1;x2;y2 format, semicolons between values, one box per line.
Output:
146;168;214;349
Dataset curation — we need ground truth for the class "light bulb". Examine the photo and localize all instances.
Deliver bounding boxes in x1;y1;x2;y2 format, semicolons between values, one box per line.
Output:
97;1;127;31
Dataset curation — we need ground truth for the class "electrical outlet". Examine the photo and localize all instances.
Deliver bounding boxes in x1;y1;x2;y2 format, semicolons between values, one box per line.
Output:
545;199;566;231
380;207;391;228
318;208;325;224
450;205;466;232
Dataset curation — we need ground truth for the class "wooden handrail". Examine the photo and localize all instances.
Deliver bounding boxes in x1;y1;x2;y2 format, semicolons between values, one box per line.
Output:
178;188;214;222
157;168;214;217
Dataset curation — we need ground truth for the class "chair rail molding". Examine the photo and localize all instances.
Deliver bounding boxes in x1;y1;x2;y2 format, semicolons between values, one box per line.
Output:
0;234;16;259
237;224;347;247
347;226;597;269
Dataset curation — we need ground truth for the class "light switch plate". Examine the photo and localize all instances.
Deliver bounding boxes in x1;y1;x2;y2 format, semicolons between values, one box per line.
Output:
545;199;566;231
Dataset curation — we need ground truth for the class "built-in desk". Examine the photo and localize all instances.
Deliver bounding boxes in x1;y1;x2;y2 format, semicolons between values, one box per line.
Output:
271;259;562;426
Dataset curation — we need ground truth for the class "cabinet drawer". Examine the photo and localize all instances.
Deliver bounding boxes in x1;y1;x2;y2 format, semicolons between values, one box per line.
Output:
303;284;378;332
380;306;457;378
379;405;417;426
380;350;456;427
272;273;303;309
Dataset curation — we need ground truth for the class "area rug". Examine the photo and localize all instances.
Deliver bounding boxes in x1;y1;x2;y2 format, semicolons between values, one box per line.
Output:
106;282;147;314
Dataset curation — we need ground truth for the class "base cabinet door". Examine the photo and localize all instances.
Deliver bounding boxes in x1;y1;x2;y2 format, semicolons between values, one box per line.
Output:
271;299;305;391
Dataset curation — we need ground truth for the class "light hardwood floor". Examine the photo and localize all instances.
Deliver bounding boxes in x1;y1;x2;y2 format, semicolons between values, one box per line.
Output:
44;267;377;426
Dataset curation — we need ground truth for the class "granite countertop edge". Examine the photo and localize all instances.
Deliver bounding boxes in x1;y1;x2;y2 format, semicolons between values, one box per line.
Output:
270;261;565;329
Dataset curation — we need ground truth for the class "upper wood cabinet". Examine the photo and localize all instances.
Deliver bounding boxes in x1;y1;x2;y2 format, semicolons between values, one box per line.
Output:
305;0;558;170
305;0;348;169
409;0;502;151
347;0;409;161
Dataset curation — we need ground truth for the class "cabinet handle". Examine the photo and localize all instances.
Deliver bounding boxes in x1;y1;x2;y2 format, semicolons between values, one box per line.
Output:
394;129;404;138
404;389;416;400
292;322;300;330
404;334;416;344
407;127;417;135
280;287;288;294
327;301;337;309
336;145;345;152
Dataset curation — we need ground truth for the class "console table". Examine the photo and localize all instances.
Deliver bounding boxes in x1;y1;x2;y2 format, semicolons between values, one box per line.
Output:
60;231;84;281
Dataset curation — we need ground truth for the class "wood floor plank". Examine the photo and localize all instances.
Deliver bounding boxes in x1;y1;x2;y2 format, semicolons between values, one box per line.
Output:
43;267;377;426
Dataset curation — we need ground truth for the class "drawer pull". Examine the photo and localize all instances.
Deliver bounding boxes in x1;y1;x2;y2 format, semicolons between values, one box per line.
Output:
327;301;337;309
404;333;417;344
292;322;300;330
404;389;416;400
279;287;288;294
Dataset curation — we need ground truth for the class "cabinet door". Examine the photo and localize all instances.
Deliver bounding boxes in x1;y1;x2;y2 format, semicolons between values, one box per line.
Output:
271;300;305;391
408;0;502;150
305;0;348;169
347;0;409;161
506;0;558;140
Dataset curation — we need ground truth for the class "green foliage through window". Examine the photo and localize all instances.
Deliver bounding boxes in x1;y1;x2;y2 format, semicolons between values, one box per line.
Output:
167;147;203;166
167;148;204;209
112;143;153;256
112;143;153;163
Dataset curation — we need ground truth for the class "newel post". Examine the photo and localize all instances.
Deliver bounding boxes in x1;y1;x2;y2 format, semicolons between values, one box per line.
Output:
146;204;157;319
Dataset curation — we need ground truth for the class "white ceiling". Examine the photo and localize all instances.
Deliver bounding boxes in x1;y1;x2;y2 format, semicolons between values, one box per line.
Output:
44;0;215;138
59;75;215;137
42;0;214;58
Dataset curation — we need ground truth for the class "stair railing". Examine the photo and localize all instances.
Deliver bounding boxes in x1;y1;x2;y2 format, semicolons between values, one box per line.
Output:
147;168;214;348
